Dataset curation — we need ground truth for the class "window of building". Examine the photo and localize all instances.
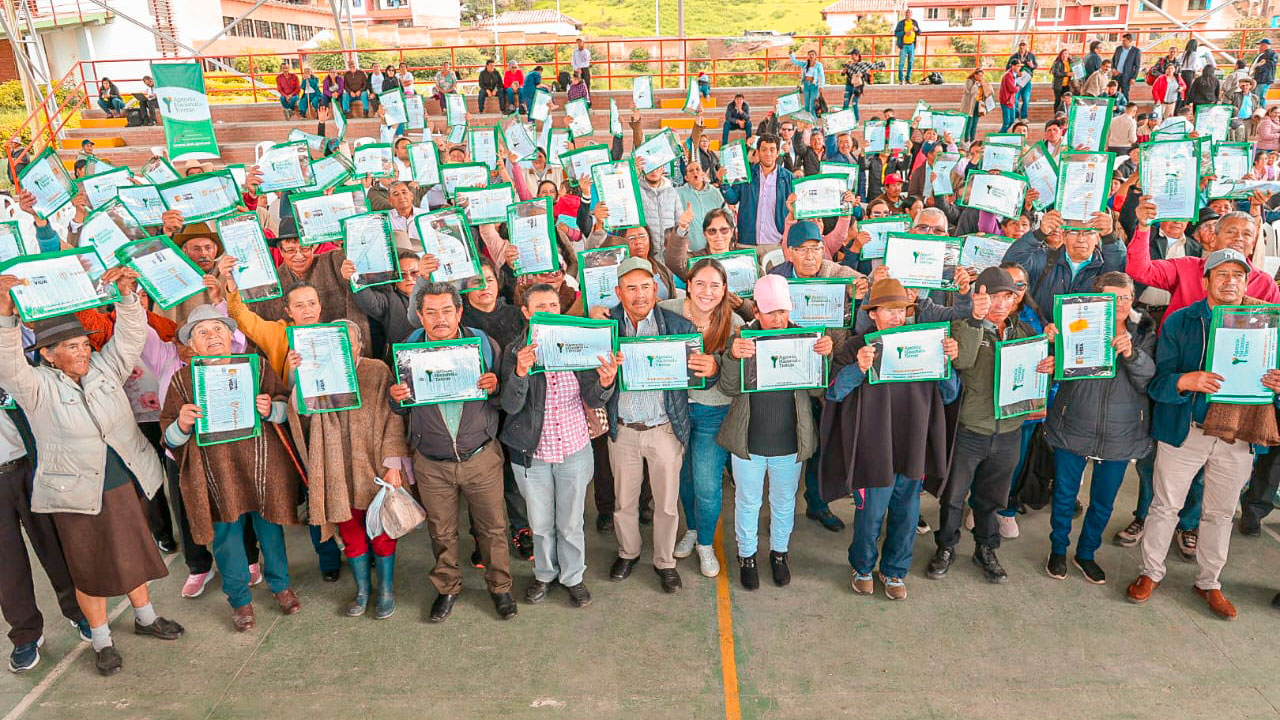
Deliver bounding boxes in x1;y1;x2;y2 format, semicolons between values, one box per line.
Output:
1187;0;1207;9
926;7;939;18
270;22;286;39
947;8;972;26
976;6;990;18
1142;0;1162;10
1014;2;1029;17
1066;33;1083;44
1091;5;1119;19
253;20;271;38
1037;5;1064;20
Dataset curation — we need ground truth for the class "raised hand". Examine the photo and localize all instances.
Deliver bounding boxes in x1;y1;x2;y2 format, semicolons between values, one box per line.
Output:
970;284;991;320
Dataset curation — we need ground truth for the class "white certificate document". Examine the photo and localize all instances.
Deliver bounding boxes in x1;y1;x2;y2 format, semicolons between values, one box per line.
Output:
81;167;134;210
141;157;179;185
794;176;849;219
1057;155;1109;225
441;165;490;197
751;335;824;390
564;146;611;185
858;217;910;259
80;205;138;268
775;92;803;117
159;174;239;223
593;162;642;231
1211;327;1278;399
1021;145;1058;210
632;76;653;109
581;247;626;312
354;145;394;178
610;99;623;136
123;239;205;309
218;216;277;297
1068;99;1110;151
633;131;680;173
530;89;552;123
445;93;467;128
788;281;848;328
960;234;1013;271
257;143;310;192
531;323;613;370
965;173;1025;219
408;142;441;186
292;325;357;402
345;214;394;283
928;154;961;196
997;338;1049;407
116;185;166;226
873;325;948;382
983;143;1020;173
381;90;408;126
457;185;514;225
8;254;105;319
823;109;858;137
1058;297;1114;374
1195;104;1232;143
566;99;593;137
469;128;499;170
20;153;73;218
404;94;426;130
722;142;750;184
0;223;34;264
821;162;860;192
196;362;257;434
406;345;484;403
505;121;538;161
418;216;477;284
294;191;362;244
1141;141;1199;221
884;235;947;289
886;120;910;151
621;338;691;391
510;212;556;275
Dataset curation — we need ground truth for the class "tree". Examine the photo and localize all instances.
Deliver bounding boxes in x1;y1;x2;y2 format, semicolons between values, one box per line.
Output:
1226;17;1269;64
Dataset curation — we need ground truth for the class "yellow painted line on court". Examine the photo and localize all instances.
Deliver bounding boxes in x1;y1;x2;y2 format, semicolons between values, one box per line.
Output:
712;522;743;720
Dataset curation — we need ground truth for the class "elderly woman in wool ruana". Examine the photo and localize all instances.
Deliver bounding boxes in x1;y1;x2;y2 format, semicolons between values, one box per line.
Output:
285;319;411;620
161;305;304;633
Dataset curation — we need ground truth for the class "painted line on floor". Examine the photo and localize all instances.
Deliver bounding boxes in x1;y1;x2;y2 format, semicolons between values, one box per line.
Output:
712;522;742;720
1262;523;1280;546
3;552;180;720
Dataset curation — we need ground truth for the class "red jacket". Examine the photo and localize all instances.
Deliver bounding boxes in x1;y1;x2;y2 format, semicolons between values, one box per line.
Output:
1150;74;1187;103
504;69;524;90
999;71;1019;108
1126;227;1280;323
276;71;300;96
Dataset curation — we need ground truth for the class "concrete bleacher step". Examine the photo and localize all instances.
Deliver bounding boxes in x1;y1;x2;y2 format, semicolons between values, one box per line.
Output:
659;97;716;109
661;117;721;129
79;117;129;129
60;136;123;149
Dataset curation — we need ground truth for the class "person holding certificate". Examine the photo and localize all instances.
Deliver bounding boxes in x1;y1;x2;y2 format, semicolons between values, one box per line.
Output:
284;319;411;620
821;278;961;600
388;282;514;623
716;275;833;590
721;133;795;248
1042;272;1155;585
220;258;324;378
929;267;1054;584
161;305;303;633
589;226;677;303
1004;207;1125;316
352;250;421;358
0;268;184;676
1128;249;1280;621
499;284;617;608
604;257;711;594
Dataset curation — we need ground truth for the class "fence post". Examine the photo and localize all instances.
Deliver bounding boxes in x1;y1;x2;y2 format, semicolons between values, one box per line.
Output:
250;56;258;103
764;48;770;86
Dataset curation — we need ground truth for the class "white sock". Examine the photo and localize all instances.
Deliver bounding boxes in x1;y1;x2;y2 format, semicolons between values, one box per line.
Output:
90;624;112;652
133;602;157;627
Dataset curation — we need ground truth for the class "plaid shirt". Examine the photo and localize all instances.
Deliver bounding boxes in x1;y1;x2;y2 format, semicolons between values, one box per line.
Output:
533;371;591;463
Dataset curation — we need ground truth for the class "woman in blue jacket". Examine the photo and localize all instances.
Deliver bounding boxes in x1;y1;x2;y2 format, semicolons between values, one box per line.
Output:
790;50;826;113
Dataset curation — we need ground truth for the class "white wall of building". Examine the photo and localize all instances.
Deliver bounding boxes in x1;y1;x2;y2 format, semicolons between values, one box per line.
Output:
915;6;1016;33
413;0;461;29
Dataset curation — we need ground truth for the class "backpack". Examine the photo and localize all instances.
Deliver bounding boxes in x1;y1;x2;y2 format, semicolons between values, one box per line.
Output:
125;108;144;127
1012;423;1055;510
925;72;944;85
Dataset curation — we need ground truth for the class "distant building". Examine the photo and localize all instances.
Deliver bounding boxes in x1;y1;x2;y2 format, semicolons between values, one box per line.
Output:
472;10;583;36
821;0;901;34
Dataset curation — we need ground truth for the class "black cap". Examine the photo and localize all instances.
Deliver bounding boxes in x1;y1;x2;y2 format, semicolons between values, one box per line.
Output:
975;266;1017;295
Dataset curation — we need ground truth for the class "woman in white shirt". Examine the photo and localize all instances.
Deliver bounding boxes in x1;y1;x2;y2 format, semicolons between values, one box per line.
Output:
397;62;415;95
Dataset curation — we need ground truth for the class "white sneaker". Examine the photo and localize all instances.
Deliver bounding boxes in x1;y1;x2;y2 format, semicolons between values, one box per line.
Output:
963;508;974;531
998;515;1020;539
673;529;697;559
695;544;720;577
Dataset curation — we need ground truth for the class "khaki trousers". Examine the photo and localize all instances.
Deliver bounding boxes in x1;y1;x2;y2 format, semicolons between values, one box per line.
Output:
413;444;512;595
1139;426;1253;590
609;424;685;569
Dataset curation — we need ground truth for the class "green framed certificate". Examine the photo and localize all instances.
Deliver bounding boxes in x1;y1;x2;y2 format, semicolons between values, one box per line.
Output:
331;102;348;140
440;162;490;199
17;147;74;220
468;126;502;170
1055;152;1114;229
288;128;324;154
578;245;628;316
959;233;1014;271
1205;304;1280;405
140;156;180;185
739;327;828;393
1195;103;1233;144
504;120;539;161
681;81;700;115
927;153;961;196
192;354;262;447
115;235;206;310
858;215;910;259
78;165;134;210
508;197;558;276
1208;142;1254;199
225;164;247;189
353;143;395;179
560;144;612;187
889;120;912;150
80;199;146;269
698;249;759;297
528;312;617;373
591;160;646;232
787;277;852;329
566;97;594;137
883;233;961;291
405;93;426;131
545;127;572;167
930;111;969;143
291;185;368;245
529;88;553;123
866;322;952;384
632;76;654;109
1066;96;1113;152
380;88;408;126
1019;142;1058;211
1054;293;1117;381
416;208;483;291
407;141;442;186
863;120;886;153
632;128;682;173
0;220;36;264
256;140;312;193
0;247;121;322
994;334;1049;420
721;140;752;185
1140;139;1199;223
609;98;624;137
619;334;704;391
823;108;858;137
393;337;487;406
456;183;514;226
982;141;1021;173
305;152;353;193
775;91;804;118
217;212;280;303
116;183;166;227
912;99;931;125
287;322;361;415
446;123;467;145
343;211;400;292
960;170;1027;220
157;170;241;224
820;162;860;194
795;174;852;219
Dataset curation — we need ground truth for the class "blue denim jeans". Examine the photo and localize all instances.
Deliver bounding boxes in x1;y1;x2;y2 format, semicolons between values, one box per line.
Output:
679;403;730;546
97;97;124;114
721;120;752;145
801;81;820;113
999;104;1015;132
310;524;341;573
342;90;369;115
732;453;802;557
898;45;916;83
1016;83;1032;119
1134;448;1202;530
849;474;922;578
279;95;300;112
212;512;290;609
512;443;593;586
1258;83;1272;103
698;81;710;98
842;88;861;121
1050;450;1129;560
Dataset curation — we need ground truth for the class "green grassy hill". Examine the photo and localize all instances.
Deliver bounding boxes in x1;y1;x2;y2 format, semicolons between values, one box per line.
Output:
530;0;831;37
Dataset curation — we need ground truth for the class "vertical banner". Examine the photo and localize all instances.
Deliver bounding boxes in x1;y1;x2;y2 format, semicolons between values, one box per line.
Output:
151;63;220;162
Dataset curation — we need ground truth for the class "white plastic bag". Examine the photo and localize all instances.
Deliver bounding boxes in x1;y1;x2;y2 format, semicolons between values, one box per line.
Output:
367;477;426;540
365;479;388;540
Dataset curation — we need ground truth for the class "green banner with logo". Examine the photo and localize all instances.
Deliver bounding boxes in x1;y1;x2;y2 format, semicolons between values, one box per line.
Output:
151;63;219;162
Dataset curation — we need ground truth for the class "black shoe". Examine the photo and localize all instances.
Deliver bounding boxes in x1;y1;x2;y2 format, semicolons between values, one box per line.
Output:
654;567;682;593
1045;553;1068;580
134;617;184;640
926;547;955;579
470;547;485;569
491;592;518;620
609;556;638;581
524;580;550;604
738;555;759;590
154;535;177;554
321;568;341;583
513;529;535;561
1272;591;1280;610
639;506;654;525
1073;500;1084;518
596;514;613;534
94;645;122;676
1241;513;1262;537
806;508;845;532
1073;556;1107;585
429;593;458;623
973;545;1008;584
769;551;791;587
566;583;592;608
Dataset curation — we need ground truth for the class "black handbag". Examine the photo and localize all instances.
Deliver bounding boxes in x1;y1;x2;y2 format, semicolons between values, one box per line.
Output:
1012;424;1055;510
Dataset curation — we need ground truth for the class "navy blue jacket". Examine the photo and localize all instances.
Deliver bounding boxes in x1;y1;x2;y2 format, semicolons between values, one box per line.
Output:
1003;229;1126;317
1149;299;1213;447
605;304;696;445
721;164;794;246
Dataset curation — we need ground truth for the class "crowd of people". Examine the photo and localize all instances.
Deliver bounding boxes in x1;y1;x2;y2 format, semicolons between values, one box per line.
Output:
6;31;1280;682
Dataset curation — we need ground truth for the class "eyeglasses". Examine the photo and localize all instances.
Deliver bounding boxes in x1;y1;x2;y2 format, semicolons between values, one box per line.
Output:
1112;294;1134;302
911;223;948;235
1012;281;1028;290
791;245;824;255
705;226;733;236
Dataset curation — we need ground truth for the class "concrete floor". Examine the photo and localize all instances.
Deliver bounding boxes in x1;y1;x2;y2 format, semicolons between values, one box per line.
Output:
4;467;1280;720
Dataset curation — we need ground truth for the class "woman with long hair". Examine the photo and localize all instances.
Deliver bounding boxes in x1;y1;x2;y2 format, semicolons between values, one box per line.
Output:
1051;50;1074;113
661;258;744;577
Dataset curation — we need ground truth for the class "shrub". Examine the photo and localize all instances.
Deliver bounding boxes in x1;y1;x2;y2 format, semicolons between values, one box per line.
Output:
232;53;282;76
0;81;23;113
629;47;651;73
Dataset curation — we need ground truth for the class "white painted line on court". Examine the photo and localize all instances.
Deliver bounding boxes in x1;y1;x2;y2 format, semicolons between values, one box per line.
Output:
1263;523;1280;546
2;553;179;720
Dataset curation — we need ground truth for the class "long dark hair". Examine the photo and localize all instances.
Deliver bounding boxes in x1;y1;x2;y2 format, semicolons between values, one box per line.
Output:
686;258;735;354
999;260;1040;317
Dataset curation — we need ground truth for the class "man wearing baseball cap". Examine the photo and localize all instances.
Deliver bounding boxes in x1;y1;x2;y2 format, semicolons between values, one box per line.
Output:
1127;249;1280;620
716;274;832;590
1253;38;1277;101
604;257;716;593
869;172;905;211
